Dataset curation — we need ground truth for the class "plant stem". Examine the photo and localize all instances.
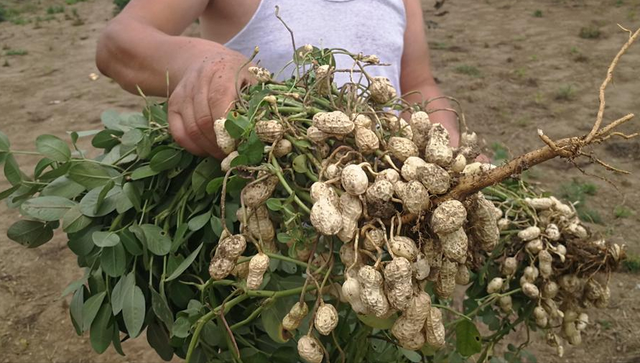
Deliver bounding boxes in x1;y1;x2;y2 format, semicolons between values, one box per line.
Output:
270;158;311;214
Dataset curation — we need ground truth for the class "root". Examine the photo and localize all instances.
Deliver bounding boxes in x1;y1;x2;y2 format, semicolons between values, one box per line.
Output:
443;28;640;202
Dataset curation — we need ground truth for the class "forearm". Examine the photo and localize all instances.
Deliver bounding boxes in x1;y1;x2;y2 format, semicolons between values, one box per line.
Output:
404;84;460;147
96;16;232;97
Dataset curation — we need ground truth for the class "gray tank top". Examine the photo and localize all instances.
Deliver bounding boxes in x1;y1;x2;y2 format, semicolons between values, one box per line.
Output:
224;0;406;93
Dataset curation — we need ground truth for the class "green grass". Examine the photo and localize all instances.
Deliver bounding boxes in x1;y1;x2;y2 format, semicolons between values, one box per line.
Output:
622;254;640;273
490;142;509;164
533;10;543;17
0;5;6;22
5;49;28;56
46;5;65;14
555;84;576;101
614;205;635;219
65;0;88;5
579;26;601;39
454;64;481;77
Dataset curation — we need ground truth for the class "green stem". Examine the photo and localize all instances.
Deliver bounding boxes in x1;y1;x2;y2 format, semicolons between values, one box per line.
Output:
270;158;311;214
185;294;249;363
108;213;125;232
230;303;267;331
432;303;472;322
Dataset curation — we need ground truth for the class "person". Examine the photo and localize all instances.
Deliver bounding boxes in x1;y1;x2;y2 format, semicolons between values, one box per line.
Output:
96;0;459;160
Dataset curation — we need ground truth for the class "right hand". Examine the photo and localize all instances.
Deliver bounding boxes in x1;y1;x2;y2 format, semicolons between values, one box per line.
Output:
168;52;254;159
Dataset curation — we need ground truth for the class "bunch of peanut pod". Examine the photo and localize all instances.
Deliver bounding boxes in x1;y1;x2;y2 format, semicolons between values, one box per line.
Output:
0;42;631;363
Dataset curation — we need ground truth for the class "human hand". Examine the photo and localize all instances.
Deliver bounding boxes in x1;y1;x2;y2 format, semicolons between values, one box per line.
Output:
168;52;254;159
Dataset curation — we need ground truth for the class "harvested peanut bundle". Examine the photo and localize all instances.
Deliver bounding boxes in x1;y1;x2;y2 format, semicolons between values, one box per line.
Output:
209;235;247;280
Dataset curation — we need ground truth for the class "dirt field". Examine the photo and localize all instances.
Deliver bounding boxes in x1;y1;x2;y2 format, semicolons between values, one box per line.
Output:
0;0;639;362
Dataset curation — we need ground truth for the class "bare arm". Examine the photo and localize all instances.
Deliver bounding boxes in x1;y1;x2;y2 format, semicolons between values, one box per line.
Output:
96;0;253;158
400;0;460;147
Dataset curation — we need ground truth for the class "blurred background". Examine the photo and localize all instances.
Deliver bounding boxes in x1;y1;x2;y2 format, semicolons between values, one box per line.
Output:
0;0;638;362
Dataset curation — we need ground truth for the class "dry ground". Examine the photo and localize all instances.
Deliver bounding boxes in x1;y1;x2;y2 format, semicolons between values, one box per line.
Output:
0;0;639;362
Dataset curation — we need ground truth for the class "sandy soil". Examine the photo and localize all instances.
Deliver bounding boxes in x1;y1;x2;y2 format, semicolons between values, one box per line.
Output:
0;0;638;362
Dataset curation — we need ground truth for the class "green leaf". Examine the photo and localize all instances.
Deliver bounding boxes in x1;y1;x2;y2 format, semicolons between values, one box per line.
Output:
123;182;142;211
62;205;93;233
61;270;89;297
188;212;211;232
165;244;204;282
192;158;221;193
90;302;113;354
33;158;54;178
92;231;121;247
171;316;191;338
20;196;76;221
137;135;153;159
121;128;144;146
115;189;134;214
68;162;112;189
91;129;122;149
36;134;71;162
399;348;422;362
260;300;291;343
150;149;182;172
38;161;71;181
123;285;145;338
357;313;396;329
147;320;174;361
101;109;123;130
112;272;135;315
140;224;171;256
130;165;160;180
266;198;283;211
225;112;250;139
292;154;308;173
67;226;100;257
112;322;125;356
82;291;107;332
0;130;10;152
120;229;143;256
96;180;115;210
0;184;20;201
205;177;224;195
146;103;168;125
70;287;85;335
237;131;265;165
4;154;24;186
101;243;127;277
79;186;120;217
455;319;482;357
151;288;174;332
41;176;85;198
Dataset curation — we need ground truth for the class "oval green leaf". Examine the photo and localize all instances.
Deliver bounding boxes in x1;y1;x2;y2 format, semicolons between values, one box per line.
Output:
82;291;107;332
101;243;127;277
92;231;121;248
36;134;71;162
41;176;85;199
165;243;204;282
90;302;113;354
455;319;482;357
7;220;54;248
140;224;171;256
20;196;76;221
123;286;145;338
68;162;112;189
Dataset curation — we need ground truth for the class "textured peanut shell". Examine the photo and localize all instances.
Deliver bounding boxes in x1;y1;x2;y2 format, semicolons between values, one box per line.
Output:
401;156;429;181
246;253;270;290
542;281;559;299
221;151;239;172
526;238;543;255
384;258;414;311
337;193;362;242
398;331;426;351
388;137;419;162
310;182;339;206
401;180;430;215
297;335;324;363
545;224;561;241
315;64;333;95
363;228;385;251
391;292;431;343
342;278;369;314
369;76;397;104
422;240;443;281
466;192;500;251
498;296;512;313
355;126;380;154
315;304;339;335
417;163;451;195
440;228;468;264
312;111;355;135
525;197;555;210
390;236;419;261
522;282;540;298
431;200;467;234
424;124;453;166
272;139;292;158
375;169;400;184
341;164;369;195
231;261;250;279
237;206;276;250
487;277;504;294
213;118;236;155
353;114;372;129
255;120;284;143
216;235;247;260
358;266;390;317
242;175;279;208
409;111;431;150
455;264;470;285
450;154;467;173
310;198;343;235
435;258;457;298
501;257;518;276
366;179;394;204
209;258;236;280
424;307;446;349
518;226;541;241
306;126;329;143
339;243;358;267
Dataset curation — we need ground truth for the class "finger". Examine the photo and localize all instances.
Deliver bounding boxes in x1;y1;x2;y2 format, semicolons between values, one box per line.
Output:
193;72;220;148
168;109;207;156
181;99;222;157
